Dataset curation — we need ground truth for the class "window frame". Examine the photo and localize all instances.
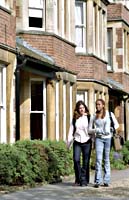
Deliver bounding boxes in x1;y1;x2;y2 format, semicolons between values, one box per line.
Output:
107;28;113;71
75;0;86;53
28;0;45;30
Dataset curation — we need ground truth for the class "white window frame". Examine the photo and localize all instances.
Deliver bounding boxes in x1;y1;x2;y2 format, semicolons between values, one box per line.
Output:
75;0;86;53
0;65;6;143
28;0;45;30
76;90;88;106
107;28;113;71
30;78;46;140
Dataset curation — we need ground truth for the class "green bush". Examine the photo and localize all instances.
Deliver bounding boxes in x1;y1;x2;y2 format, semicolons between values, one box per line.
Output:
15;140;49;183
42;140;73;183
0;144;32;185
121;140;129;165
0;140;73;186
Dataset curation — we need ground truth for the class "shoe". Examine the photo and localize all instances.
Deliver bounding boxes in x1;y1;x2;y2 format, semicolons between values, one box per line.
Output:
73;182;80;186
94;183;100;188
103;183;109;187
80;183;87;187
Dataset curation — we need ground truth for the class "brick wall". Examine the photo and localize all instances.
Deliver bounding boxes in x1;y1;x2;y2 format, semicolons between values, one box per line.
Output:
76;55;107;81
108;3;129;25
116;28;123;48
108;73;129;93
18;33;77;73
0;8;16;48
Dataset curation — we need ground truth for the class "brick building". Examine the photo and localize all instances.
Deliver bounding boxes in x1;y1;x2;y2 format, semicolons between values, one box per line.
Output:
0;0;129;143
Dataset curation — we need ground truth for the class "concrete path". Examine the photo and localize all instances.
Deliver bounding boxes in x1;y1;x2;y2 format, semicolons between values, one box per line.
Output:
0;168;129;200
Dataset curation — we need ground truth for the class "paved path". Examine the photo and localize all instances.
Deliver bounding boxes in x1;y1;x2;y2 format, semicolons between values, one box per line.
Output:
0;168;129;200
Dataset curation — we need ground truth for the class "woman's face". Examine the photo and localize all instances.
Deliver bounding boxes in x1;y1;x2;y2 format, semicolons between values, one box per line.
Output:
96;100;104;112
78;104;86;115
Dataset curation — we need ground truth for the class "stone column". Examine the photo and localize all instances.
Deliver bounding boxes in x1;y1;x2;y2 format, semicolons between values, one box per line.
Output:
59;79;63;140
87;0;94;53
66;82;70;135
47;79;56;140
46;0;57;33
89;87;95;114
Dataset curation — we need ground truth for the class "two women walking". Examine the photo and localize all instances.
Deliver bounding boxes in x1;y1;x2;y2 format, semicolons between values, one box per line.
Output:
67;99;119;188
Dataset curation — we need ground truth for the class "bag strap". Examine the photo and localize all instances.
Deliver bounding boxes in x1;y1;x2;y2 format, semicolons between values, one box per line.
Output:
109;112;116;136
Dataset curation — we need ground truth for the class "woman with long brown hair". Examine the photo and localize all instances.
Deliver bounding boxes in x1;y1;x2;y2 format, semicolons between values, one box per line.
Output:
89;99;119;188
67;100;92;186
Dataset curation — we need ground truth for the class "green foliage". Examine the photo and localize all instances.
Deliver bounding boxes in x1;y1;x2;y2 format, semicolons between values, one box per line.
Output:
110;150;125;170
42;140;73;183
121;140;129;165
0;140;73;186
0;144;32;185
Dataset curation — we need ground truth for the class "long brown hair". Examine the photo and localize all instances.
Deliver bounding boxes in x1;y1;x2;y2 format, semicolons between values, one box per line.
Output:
73;100;90;120
96;99;106;119
72;100;90;135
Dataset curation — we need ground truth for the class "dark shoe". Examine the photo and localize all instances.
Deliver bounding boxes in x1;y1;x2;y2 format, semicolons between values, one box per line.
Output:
80;183;87;187
103;183;109;187
94;183;100;188
73;182;80;186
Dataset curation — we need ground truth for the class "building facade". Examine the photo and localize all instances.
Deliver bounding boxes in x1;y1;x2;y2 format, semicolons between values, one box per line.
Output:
0;0;129;143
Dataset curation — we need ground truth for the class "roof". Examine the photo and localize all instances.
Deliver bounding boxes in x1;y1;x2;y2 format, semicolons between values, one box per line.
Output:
107;77;124;90
16;37;55;66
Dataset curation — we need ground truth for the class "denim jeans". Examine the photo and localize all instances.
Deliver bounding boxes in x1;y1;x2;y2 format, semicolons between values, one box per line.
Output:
95;137;111;184
73;139;92;184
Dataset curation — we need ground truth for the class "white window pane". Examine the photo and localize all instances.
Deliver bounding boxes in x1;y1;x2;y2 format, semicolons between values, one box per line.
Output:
76;27;83;47
108;50;112;66
75;2;83;25
29;9;42;18
107;30;112;47
76;93;85;102
0;0;5;6
29;0;43;8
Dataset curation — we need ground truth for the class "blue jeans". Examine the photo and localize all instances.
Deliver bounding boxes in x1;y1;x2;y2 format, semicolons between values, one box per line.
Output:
73;139;92;184
95;137;111;184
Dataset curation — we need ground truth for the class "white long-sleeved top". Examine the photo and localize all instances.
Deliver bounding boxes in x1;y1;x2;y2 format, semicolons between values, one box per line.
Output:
67;115;90;146
88;111;119;139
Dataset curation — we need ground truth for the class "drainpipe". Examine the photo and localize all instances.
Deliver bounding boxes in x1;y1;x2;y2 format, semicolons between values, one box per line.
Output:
15;54;27;141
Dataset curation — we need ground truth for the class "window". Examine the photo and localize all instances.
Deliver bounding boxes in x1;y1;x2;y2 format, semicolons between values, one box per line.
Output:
30;80;46;140
107;28;113;71
0;65;6;143
75;0;86;52
0;0;9;9
76;90;88;106
29;0;44;28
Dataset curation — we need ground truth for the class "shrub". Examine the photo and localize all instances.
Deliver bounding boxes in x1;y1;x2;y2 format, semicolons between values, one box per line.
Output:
0;144;32;185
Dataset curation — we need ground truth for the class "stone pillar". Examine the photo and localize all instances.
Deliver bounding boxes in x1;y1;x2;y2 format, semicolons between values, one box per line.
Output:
87;0;94;53
20;72;30;140
89;87;95;114
70;0;75;43
47;79;56;140
66;82;70;135
59;79;63;140
58;0;64;37
46;0;57;33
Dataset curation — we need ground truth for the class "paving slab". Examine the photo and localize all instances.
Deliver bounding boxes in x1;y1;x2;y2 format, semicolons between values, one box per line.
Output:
0;168;129;200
